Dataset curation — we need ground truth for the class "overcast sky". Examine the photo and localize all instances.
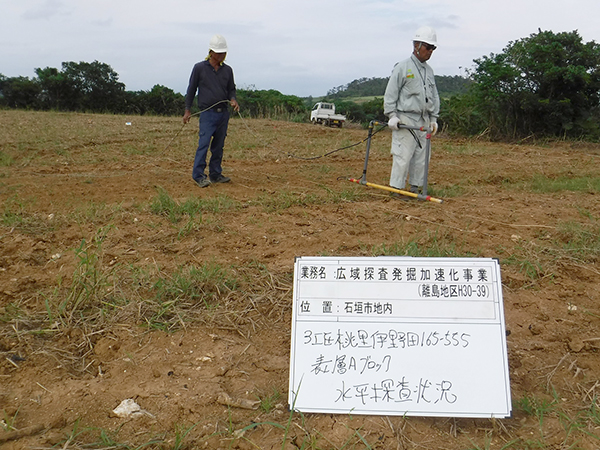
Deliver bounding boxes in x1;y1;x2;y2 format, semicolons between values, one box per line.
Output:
2;1;600;98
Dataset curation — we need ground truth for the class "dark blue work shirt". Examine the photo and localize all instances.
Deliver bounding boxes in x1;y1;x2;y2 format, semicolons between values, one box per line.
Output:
185;60;237;111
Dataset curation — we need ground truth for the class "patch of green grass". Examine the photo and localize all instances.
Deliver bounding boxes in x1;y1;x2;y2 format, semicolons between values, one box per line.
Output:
55;227;115;326
529;174;600;193
198;193;240;213
0;302;23;324
575;206;595;220
553;221;600;262
439;141;488;155
256;190;320;212
320;186;369;203
150;187;188;223
427;184;465;198
147;261;239;331
501;253;544;284
512;394;600;446
1;196;56;234
149;187;239;223
255;187;367;212
72;201;120;224
257;388;282;414
177;218;202;239
371;230;475;257
0;150;14;167
514;394;558;435
123;143;145;155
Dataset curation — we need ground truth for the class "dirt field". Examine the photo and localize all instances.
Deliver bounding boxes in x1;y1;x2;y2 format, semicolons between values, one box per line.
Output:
1;110;600;449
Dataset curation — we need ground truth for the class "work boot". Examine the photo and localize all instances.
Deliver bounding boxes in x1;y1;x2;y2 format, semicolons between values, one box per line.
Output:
195;178;211;188
409;185;420;194
391;191;412;201
210;174;231;184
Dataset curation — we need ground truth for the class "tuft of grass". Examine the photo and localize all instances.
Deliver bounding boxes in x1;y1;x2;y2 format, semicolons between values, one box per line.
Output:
150;187;189;223
72;201;121;224
529;174;600;193
0;151;14;167
1;408;19;431
1;196;55;234
371;230;475;258
501;253;544;284
172;421;200;450
147;261;239;331
56;228;114;326
0;302;23;324
514;395;558;433
197;193;240;213
256;190;321;212
255;187;367;212
428;184;465;198
149;187;239;223
257;388;282;414
553;221;600;262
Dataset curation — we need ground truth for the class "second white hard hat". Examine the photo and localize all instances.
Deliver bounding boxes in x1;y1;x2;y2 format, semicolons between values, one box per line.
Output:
209;34;228;53
414;26;437;46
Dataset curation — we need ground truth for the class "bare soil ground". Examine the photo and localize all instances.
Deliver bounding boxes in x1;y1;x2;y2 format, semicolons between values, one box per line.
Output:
1;110;600;449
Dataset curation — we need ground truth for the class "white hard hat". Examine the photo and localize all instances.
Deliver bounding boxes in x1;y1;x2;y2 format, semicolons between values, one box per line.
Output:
414;26;437;46
209;34;228;53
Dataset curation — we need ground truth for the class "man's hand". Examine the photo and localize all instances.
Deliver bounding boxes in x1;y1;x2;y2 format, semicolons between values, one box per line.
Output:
183;110;191;124
431;122;438;135
230;98;240;112
388;116;401;130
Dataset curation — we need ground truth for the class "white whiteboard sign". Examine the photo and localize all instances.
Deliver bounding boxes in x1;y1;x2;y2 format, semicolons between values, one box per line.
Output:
288;256;511;418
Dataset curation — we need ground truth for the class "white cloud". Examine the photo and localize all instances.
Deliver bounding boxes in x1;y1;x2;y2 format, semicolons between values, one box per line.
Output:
21;0;71;20
3;0;600;97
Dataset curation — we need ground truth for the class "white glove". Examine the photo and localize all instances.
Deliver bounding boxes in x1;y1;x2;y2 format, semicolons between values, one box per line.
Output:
431;122;438;136
388;116;401;130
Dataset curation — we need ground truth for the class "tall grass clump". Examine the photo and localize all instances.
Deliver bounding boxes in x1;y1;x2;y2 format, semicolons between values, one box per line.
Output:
149;187;191;223
147;262;239;330
149;187;239;223
54;226;115;325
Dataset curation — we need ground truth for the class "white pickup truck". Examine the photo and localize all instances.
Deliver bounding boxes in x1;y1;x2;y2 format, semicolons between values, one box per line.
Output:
310;102;346;128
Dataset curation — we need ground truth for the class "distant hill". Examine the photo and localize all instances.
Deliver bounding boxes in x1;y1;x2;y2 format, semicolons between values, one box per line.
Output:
324;75;471;100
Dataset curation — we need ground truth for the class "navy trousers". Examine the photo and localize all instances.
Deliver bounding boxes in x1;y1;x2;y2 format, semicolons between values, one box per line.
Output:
193;109;229;181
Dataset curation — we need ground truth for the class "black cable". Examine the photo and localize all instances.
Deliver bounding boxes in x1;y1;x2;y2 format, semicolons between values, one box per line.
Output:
162;106;388;165
286;124;388;160
160;100;232;154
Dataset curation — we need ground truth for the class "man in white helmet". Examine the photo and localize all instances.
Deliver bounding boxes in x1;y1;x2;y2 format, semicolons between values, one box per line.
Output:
183;34;240;188
384;26;440;198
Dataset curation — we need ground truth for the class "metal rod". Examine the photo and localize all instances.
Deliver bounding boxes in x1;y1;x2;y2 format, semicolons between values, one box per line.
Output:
359;123;375;184
348;178;443;203
422;132;431;196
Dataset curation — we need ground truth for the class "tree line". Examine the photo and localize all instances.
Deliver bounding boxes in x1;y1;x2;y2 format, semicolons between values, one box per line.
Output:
1;61;186;116
0;61;310;120
326;75;471;99
2;30;600;140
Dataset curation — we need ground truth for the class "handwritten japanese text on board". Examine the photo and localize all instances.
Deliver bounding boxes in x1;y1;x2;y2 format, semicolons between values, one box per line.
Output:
288;256;511;418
